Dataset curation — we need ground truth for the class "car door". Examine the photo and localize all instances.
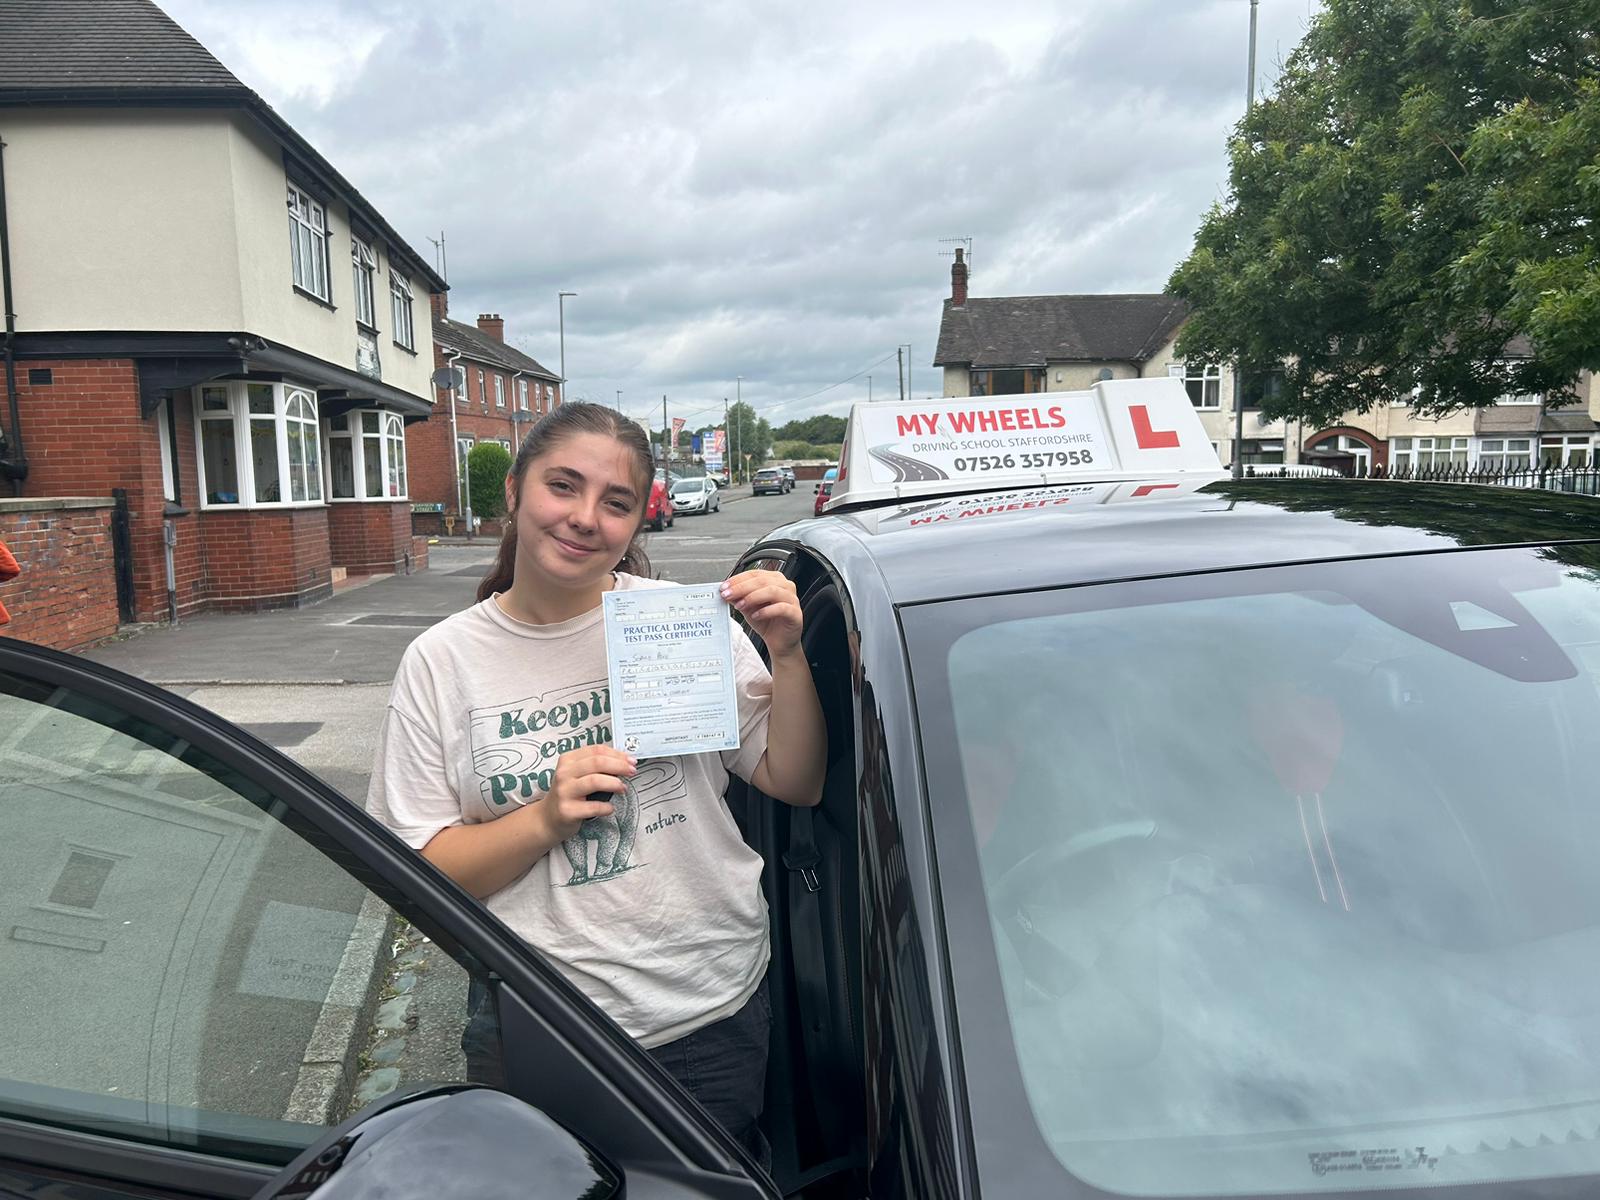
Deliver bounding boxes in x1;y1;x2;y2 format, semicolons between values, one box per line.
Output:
0;637;773;1200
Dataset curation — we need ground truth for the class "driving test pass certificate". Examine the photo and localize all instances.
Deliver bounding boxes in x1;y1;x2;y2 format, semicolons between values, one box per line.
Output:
602;583;742;759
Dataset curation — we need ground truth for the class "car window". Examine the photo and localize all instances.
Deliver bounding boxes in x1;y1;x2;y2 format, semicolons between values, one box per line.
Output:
0;667;500;1168
908;545;1600;1196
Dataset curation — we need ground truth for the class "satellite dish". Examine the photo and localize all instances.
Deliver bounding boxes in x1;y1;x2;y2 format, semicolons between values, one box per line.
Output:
430;366;464;390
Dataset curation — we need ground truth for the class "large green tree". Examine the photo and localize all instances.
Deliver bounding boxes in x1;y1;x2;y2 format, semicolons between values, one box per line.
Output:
1169;0;1600;423
725;401;772;471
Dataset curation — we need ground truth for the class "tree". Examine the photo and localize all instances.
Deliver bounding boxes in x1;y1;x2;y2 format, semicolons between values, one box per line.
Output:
467;442;513;523
725;400;772;473
1168;0;1600;424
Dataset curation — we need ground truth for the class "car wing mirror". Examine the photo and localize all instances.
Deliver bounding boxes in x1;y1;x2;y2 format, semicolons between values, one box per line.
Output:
253;1085;620;1200
813;483;820;492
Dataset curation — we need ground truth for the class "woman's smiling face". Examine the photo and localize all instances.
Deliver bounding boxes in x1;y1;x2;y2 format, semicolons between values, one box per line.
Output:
508;431;646;592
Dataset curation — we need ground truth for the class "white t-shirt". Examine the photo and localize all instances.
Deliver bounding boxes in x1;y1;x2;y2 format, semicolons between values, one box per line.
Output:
366;573;774;1048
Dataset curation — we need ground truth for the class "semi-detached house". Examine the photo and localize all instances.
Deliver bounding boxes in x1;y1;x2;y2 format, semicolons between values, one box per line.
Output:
0;0;446;648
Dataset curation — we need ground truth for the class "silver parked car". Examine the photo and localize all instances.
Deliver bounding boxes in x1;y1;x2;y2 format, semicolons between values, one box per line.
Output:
669;475;720;514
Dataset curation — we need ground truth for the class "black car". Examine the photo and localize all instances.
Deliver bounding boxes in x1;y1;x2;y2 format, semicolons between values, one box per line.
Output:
4;381;1600;1200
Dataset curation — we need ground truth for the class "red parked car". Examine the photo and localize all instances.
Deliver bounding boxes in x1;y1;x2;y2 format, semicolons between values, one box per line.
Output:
813;477;834;517
645;477;675;530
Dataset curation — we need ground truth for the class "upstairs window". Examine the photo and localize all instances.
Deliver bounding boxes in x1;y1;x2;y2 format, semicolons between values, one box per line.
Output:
287;184;330;302
390;272;415;350
1169;362;1221;409
494;375;506;408
351;237;378;329
518;378;529;410
969;368;1044;397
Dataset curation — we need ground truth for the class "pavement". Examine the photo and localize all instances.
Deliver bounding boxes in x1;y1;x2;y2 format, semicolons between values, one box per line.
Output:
69;481;818;1125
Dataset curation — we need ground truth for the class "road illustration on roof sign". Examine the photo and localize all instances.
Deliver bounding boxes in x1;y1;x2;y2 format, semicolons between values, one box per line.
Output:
868;445;950;482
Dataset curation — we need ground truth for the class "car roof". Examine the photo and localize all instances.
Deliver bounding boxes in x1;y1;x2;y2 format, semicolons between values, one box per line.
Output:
768;478;1600;605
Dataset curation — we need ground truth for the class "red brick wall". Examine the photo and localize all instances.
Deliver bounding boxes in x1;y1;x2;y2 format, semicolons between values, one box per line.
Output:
0;501;120;651
327;501;417;575
198;508;332;612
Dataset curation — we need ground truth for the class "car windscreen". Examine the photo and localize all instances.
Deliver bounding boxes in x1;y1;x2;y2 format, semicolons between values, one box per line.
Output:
671;480;702;495
904;544;1600;1198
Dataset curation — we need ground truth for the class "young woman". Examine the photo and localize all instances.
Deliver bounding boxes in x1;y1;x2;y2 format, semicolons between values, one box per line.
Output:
367;403;825;1166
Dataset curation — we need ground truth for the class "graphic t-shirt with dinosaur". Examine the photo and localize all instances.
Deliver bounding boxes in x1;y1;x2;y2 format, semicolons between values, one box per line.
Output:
367;573;773;1048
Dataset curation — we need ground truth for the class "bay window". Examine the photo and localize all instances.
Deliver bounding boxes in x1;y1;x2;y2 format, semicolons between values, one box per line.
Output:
195;381;323;508
327;409;408;501
1477;437;1533;472
1541;435;1595;468
1391;436;1469;471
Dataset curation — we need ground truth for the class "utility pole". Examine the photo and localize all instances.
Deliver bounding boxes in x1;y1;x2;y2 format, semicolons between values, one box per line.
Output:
1233;0;1259;480
615;389;622;411
897;346;905;402
735;376;742;481
558;291;576;404
662;396;669;472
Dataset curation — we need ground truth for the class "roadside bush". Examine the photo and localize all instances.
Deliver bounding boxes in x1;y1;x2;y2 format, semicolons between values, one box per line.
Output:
467;442;513;522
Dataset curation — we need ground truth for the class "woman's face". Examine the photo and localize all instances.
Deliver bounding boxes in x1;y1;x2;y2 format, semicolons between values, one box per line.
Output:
508;431;645;593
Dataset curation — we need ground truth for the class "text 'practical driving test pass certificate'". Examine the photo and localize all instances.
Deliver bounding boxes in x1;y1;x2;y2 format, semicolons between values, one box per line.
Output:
602;582;742;759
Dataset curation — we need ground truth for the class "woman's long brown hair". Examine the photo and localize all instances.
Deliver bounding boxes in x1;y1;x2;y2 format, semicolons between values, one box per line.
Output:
476;403;654;603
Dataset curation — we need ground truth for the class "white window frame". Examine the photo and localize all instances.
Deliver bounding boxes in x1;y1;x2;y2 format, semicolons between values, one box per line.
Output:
351;236;378;329
478;370;487;407
390;271;415;350
325;409;409;502
453;365;466;405
156;399;178;504
1539;434;1596;467
287;183;330;301
494;374;506;409
1492;361;1542;406
193;381;324;510
517;378;529;411
1475;436;1533;472
1390;435;1469;471
1170;362;1221;410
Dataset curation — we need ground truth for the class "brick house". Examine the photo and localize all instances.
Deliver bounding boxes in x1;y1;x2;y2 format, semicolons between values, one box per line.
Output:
933;249;1300;468
407;298;561;536
0;0;447;645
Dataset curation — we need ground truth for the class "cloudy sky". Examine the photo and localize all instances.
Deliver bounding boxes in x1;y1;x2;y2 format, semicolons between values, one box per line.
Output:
162;0;1318;431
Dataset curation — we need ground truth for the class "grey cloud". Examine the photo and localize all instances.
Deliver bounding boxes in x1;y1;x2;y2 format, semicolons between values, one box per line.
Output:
163;0;1318;419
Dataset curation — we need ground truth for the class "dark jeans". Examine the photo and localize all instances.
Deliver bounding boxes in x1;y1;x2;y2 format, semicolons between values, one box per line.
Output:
462;975;772;1172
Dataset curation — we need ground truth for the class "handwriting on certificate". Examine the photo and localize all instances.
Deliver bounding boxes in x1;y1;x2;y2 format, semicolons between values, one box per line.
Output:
602;583;742;759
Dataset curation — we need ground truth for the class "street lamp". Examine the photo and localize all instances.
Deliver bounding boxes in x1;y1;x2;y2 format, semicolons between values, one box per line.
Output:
558;291;577;404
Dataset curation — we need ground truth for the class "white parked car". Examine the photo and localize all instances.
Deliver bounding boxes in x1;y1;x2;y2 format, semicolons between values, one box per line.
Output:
669;476;720;514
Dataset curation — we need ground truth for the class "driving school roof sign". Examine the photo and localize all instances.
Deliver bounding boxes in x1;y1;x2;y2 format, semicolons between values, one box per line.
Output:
826;377;1223;511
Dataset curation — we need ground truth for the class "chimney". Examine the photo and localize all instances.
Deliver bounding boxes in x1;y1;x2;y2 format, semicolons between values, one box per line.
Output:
430;290;448;321
950;247;968;306
477;313;504;342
